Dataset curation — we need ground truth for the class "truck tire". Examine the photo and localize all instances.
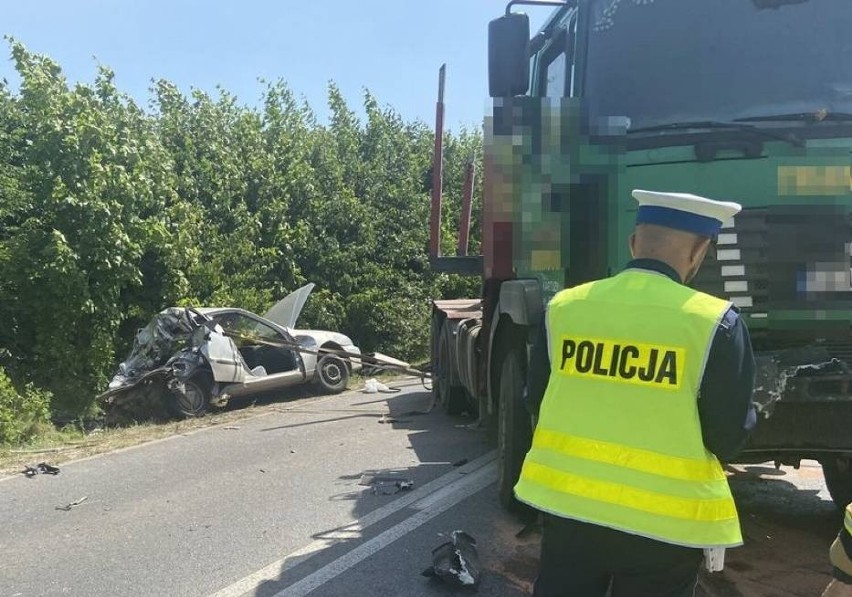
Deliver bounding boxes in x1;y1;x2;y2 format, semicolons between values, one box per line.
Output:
497;348;535;519
822;456;852;510
437;321;467;415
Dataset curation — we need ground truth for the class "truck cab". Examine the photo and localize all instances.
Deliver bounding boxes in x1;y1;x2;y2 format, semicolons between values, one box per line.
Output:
431;0;852;512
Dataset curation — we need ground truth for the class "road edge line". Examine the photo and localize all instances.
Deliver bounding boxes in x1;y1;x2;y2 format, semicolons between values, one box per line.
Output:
0;385;400;483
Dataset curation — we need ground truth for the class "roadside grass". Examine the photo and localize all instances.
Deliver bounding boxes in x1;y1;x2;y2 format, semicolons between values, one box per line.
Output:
0;370;425;478
0;402;284;478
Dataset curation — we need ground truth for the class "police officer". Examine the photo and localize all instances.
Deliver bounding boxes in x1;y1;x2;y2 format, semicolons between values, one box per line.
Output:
516;190;757;597
822;503;852;596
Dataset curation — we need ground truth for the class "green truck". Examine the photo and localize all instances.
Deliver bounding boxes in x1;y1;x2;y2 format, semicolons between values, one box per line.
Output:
429;0;852;512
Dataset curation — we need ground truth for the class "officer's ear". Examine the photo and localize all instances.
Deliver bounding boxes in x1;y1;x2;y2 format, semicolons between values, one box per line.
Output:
689;236;712;266
628;232;637;258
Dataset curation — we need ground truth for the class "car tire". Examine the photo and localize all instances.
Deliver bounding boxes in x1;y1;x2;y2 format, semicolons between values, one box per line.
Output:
171;372;211;418
317;354;349;394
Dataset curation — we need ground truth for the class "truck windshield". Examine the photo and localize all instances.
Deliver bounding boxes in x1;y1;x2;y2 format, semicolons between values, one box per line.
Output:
584;0;852;131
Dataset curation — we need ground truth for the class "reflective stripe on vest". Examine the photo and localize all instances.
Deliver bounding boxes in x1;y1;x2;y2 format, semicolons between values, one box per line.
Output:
514;269;743;548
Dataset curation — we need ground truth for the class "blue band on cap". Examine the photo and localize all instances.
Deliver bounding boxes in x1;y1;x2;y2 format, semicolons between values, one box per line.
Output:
636;205;721;237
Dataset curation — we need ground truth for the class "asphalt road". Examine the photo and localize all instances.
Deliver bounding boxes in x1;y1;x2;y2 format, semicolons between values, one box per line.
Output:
0;380;497;597
698;461;841;596
0;379;844;597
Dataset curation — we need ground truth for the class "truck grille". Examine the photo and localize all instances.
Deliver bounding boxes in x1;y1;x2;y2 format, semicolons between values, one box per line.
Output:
693;205;852;319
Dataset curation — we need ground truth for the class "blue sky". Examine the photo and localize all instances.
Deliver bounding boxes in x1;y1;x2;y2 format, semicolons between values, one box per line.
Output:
1;1;551;131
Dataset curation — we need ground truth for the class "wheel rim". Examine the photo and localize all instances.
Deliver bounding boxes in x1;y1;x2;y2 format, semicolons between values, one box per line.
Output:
323;361;343;385
178;381;205;413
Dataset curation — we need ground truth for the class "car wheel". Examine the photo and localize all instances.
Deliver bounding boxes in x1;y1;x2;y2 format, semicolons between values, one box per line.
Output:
317;354;349;394
171;373;211;418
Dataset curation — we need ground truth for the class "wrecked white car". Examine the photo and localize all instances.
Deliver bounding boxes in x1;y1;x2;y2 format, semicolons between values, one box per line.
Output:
99;284;362;421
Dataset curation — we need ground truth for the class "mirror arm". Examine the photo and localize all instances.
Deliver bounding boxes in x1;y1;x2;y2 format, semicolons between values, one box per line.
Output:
529;31;547;55
505;0;573;16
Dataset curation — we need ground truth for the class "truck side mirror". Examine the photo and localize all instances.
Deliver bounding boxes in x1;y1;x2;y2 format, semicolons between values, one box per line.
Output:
488;12;531;98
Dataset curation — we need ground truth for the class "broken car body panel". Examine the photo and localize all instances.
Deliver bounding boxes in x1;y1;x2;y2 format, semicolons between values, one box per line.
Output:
262;282;315;330
200;323;245;384
106;307;196;392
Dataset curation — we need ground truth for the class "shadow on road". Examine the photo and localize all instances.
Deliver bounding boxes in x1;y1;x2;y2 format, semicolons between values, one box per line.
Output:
698;465;841;597
246;381;494;595
258;412;385;432
239;381;845;597
306;385;490;523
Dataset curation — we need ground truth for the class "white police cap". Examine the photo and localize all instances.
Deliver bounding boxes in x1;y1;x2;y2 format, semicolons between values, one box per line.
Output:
632;189;742;238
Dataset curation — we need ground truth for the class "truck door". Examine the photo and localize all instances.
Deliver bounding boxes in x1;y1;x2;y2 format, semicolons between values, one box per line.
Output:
533;10;614;291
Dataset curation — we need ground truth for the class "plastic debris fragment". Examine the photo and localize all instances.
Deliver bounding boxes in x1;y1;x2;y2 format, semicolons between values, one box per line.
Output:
422;530;482;589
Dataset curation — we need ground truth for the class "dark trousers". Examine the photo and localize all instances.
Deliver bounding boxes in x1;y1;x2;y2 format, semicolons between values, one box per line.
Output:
533;514;703;597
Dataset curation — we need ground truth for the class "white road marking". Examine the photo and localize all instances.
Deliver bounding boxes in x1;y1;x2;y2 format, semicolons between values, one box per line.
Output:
276;460;497;597
208;450;497;597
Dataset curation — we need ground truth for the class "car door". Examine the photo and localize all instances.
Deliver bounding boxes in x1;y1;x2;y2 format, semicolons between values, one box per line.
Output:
211;311;307;394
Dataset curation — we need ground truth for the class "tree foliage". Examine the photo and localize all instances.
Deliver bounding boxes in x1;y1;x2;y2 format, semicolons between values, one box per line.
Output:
0;365;51;445
0;41;482;422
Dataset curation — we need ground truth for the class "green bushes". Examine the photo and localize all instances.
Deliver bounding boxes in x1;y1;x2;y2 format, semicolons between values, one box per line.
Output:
0;40;483;424
0;367;51;445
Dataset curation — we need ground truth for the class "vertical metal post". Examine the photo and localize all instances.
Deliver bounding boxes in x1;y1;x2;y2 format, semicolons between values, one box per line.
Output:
457;156;476;256
430;64;446;261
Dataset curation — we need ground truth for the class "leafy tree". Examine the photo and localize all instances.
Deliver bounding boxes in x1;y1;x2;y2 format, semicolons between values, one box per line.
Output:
0;40;484;425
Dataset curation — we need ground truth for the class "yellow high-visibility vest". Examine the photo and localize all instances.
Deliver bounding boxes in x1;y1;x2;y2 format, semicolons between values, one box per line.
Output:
514;268;743;548
829;504;852;577
846;504;852;535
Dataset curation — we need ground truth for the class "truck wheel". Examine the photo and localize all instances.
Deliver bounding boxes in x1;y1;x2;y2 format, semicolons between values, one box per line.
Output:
498;349;535;519
317;355;350;394
171;372;211;419
822;456;852;510
437;321;466;415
